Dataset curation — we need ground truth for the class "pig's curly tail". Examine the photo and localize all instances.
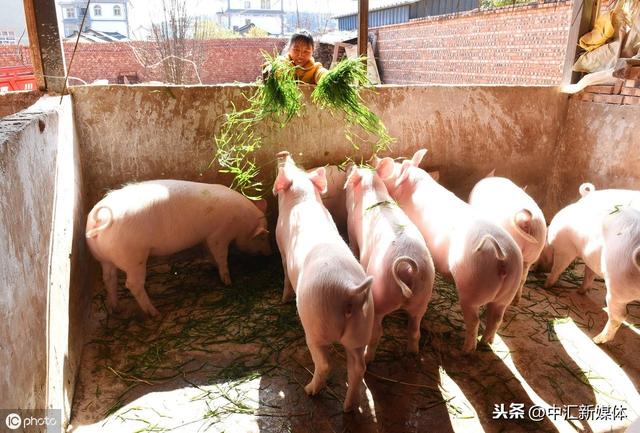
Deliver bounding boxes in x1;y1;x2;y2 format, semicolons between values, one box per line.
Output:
86;206;113;238
579;183;596;197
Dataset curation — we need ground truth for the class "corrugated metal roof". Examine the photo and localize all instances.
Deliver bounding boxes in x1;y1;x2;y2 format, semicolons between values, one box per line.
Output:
332;0;419;19
317;30;358;44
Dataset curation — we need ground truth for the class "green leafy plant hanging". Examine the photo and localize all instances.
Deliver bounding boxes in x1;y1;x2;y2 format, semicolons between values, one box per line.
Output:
213;54;394;199
312;57;393;153
213;52;302;199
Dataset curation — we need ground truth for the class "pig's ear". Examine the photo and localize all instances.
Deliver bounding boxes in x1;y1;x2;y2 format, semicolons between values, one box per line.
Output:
633;247;640;273
252;226;269;239
308;167;328;194
395;159;413;186
273;167;292;196
251;198;268;214
485;168;496;178
411;149;428;166
343;165;361;190
376;157;395;179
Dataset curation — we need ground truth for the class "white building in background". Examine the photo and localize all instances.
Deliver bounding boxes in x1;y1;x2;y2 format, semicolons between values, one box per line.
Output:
57;0;131;38
0;0;29;45
217;0;285;35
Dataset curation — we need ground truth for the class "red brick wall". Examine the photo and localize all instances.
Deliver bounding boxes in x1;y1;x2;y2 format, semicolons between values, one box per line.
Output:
1;2;577;87
0;38;286;85
374;1;573;85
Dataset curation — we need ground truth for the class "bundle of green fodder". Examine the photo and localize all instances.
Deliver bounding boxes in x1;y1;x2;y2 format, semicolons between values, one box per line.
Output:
312;57;393;153
214;52;301;199
214;53;393;199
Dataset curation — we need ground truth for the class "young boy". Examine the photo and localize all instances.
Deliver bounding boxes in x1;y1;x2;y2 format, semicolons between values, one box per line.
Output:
286;30;327;84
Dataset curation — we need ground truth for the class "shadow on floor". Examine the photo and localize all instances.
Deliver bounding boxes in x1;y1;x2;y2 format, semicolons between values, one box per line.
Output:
68;254;639;433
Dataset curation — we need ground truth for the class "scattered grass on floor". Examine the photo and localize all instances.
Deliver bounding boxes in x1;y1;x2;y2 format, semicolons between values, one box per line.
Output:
76;255;637;432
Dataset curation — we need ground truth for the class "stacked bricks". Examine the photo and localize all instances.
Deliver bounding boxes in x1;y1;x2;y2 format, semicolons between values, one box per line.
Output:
373;0;573;85
1;1;575;86
577;66;640;106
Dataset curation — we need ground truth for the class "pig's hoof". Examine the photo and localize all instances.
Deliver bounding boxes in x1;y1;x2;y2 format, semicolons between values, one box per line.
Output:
343;400;358;413
304;382;322;396
220;273;232;286
281;292;295;303
593;333;610;344
578;288;588;295
480;337;494;348
462;341;477;353
144;305;160;317
407;340;420;355
106;303;120;314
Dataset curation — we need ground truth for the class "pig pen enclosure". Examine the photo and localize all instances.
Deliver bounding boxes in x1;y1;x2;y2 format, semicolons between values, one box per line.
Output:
1;85;640;433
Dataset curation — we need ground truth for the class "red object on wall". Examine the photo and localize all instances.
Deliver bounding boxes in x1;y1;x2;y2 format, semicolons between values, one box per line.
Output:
0;66;37;92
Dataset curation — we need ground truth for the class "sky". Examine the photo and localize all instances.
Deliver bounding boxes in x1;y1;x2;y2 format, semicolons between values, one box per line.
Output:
125;0;356;36
127;0;354;29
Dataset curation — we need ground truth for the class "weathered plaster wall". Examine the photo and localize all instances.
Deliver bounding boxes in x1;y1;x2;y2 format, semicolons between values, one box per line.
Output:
0;96;88;427
548;99;640;215
44;96;89;425
1;84;637;429
70;85;568;218
0;100;57;410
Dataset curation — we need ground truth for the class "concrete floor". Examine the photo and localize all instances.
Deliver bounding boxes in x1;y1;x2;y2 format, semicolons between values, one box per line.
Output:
68;251;640;433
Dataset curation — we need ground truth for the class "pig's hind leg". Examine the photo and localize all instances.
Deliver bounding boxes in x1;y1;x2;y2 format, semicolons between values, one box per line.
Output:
364;315;384;363
124;260;159;317
406;308;427;355
481;302;507;346
281;254;294;302
101;262;119;312
511;262;531;306
304;343;331;396
544;249;576;289
461;302;481;353
579;266;597;294
593;294;627;344
206;237;232;285
344;346;366;412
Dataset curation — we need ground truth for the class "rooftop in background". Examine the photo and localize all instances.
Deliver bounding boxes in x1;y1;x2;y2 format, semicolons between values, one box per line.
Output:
332;0;420;18
317;30;358;44
333;0;479;31
0;0;29;45
63;29;129;42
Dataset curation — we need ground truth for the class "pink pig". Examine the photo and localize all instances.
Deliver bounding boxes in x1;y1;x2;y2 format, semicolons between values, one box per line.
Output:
344;166;435;363
597;206;640;343
544;183;640;295
308;165;349;233
375;149;523;353
85;180;271;316
469;176;547;305
544;185;640;342
273;152;374;412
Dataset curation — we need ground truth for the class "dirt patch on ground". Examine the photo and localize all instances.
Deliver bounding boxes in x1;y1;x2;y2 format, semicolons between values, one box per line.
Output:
68;252;640;433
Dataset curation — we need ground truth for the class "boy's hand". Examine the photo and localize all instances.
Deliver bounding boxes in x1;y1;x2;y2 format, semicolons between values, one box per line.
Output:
262;64;273;81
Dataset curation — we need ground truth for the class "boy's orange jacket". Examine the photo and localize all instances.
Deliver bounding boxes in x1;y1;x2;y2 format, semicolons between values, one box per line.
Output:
287;55;327;84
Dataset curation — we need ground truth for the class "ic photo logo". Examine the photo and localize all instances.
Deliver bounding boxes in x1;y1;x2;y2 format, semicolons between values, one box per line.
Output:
5;413;21;430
